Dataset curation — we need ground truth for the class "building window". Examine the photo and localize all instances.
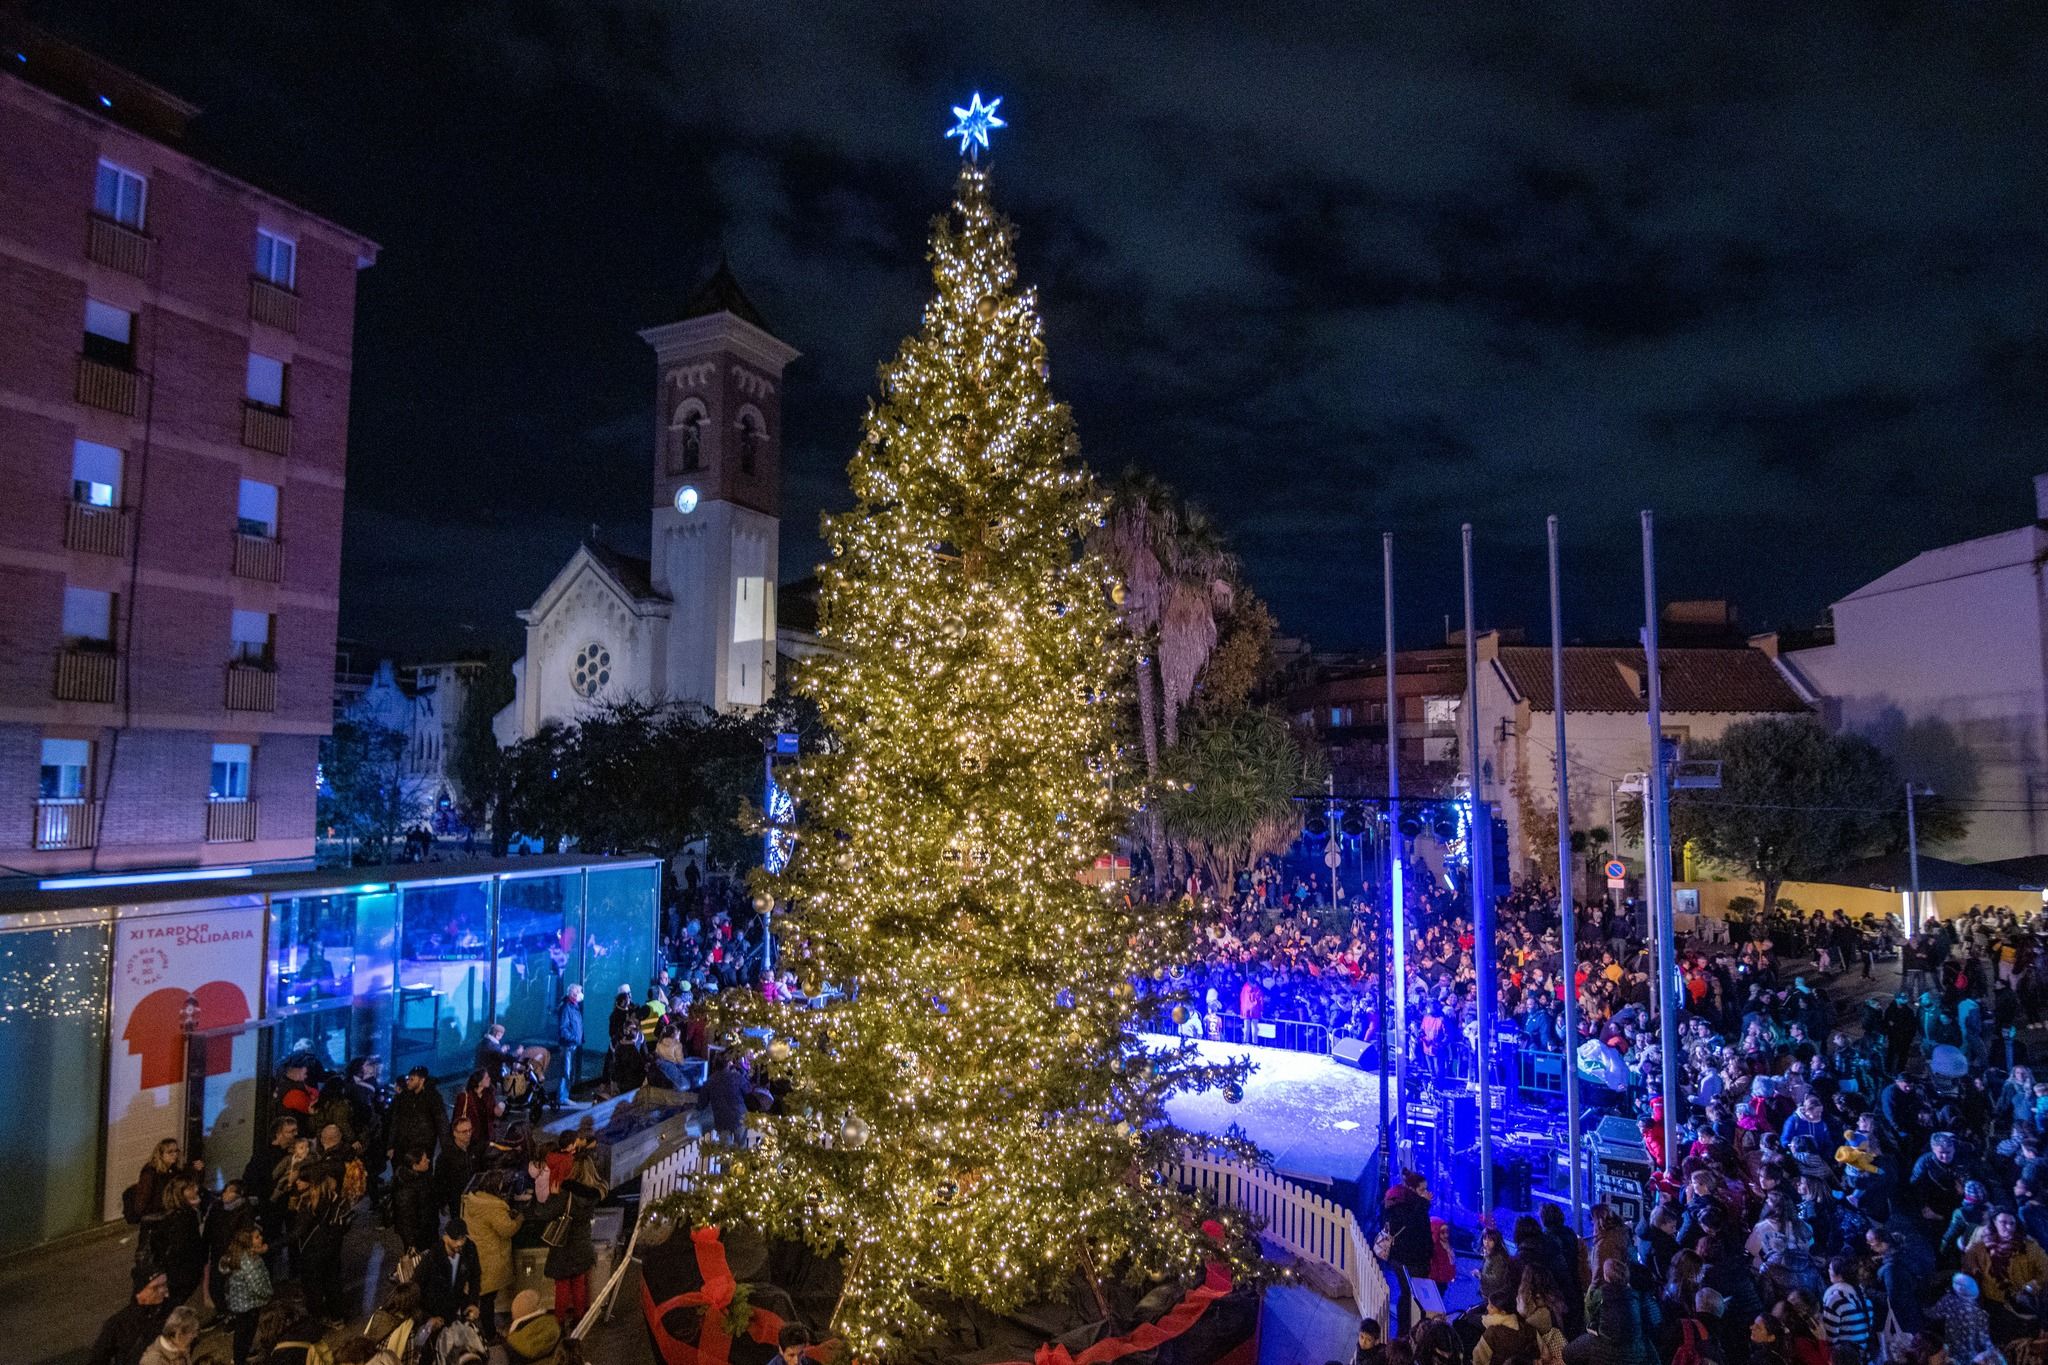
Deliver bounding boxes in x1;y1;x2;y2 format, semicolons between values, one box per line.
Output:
70;440;122;507
237;479;279;538
245;352;288;410
736;409;764;474
61;586;113;645
93;160;146;228
1330;706;1353;727
210;742;252;800
231;609;274;664
670;400;706;471
83;298;135;368
570;642;611;699
254;230;296;289
39;738;92;800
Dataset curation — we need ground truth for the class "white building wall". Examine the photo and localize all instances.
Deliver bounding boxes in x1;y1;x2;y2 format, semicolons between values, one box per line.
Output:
1786;525;2048;862
517;560;669;737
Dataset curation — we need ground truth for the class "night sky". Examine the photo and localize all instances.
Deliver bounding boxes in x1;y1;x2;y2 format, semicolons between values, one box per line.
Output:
34;2;2048;660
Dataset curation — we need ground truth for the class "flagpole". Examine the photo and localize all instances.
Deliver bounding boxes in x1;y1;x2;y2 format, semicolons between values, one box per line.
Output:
1549;515;1584;1228
1463;523;1494;1217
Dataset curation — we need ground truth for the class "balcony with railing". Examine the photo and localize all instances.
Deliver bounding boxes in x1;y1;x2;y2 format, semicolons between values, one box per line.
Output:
225;661;277;712
86;214;152;277
64;501;131;557
75;355;143;416
241;402;291;455
53;648;117;703
231;533;283;582
33;798;100;851
204;798;257;843
249;277;299;332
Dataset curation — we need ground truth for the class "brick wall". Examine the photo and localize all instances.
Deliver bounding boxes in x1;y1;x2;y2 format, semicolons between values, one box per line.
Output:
0;72;372;874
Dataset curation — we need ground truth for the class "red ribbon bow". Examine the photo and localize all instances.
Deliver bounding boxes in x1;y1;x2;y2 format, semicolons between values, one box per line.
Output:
644;1226;826;1365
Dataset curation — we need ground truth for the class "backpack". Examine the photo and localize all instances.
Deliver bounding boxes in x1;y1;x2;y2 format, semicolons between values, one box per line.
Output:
1673;1319;1711;1365
121;1182;146;1225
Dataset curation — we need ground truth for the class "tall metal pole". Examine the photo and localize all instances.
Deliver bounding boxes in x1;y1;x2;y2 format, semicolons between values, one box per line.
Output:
1906;782;1923;937
1641;511;1680;1173
1384;533;1407;1159
1462;523;1495;1215
1548;516;1584;1227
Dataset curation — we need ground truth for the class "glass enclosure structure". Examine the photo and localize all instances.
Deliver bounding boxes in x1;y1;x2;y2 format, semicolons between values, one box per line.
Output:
0;854;659;1254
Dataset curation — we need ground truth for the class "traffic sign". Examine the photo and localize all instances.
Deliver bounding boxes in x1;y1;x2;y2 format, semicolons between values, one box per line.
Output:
1323;842;1343;869
1604;859;1627;881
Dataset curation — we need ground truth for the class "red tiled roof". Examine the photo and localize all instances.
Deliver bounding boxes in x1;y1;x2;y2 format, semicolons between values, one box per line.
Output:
1494;646;1808;715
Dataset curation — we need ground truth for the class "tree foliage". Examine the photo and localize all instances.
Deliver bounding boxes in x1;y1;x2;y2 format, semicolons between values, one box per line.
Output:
1160;706;1323;889
447;657;515;843
660;164;1254;1356
318;719;429;864
1666;716;1939;911
497;700;782;865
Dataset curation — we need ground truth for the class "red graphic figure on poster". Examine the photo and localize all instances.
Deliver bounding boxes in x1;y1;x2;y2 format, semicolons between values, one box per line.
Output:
123;982;252;1089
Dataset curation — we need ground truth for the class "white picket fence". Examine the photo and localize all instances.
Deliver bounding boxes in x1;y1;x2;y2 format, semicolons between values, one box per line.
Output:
634;1141;1388;1326
1161;1151;1391;1326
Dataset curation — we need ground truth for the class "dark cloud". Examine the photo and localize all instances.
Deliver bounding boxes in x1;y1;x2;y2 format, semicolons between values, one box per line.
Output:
31;0;2048;657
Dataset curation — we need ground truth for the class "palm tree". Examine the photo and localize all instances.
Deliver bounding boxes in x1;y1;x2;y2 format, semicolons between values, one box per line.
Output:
1155;505;1233;750
1094;472;1172;783
1094;473;1240;893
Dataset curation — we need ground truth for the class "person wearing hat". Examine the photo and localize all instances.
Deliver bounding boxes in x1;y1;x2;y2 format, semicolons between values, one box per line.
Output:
1931;1272;1995;1365
1942;1180;1995;1262
490;1289;562;1365
87;1270;171;1365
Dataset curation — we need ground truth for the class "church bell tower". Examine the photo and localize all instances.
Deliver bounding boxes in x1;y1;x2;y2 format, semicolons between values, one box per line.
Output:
639;262;801;711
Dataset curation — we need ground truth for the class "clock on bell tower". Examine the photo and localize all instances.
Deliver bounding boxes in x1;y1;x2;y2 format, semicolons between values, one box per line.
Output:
639;261;801;711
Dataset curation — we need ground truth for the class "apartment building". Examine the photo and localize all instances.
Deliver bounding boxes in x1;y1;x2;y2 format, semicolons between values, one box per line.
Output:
0;20;377;880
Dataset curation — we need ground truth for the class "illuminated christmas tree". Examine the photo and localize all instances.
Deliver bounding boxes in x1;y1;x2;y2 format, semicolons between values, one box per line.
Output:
665;123;1251;1357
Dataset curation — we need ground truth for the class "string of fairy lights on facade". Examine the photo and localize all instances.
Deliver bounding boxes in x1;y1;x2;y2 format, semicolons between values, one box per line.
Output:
0;925;110;1020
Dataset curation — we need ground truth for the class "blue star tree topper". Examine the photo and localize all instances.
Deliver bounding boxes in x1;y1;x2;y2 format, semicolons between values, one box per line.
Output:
946;91;1006;158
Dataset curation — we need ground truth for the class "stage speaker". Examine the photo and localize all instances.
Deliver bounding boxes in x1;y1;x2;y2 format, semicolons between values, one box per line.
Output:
1331;1039;1369;1069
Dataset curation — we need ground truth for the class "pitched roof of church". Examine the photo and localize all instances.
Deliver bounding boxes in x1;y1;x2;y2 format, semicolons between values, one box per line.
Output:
586;541;657;601
682;257;769;331
1493;645;1808;715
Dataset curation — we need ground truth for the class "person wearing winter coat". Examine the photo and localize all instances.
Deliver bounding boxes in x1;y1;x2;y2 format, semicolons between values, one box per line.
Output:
490;1290;566;1365
1472;1293;1541;1365
88;1271;171;1365
462;1169;528;1328
1962;1208;2048;1325
389;1148;442;1254
386;1067;447;1161
555;985;585;1109
1587;1258;1659;1365
143;1178;208;1309
137;1306;199;1365
537;1152;603;1325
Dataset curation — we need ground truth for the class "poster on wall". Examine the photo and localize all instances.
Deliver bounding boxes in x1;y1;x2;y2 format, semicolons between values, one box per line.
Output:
102;904;263;1221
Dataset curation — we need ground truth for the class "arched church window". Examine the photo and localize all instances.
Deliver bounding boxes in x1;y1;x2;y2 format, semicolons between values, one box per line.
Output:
669;399;707;472
736;408;764;475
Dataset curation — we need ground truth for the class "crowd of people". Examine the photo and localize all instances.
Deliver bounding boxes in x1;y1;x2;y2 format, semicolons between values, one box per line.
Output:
96;1009;619;1365
1358;896;2048;1365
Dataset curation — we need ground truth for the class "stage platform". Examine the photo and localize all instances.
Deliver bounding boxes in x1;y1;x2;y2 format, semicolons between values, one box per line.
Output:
1141;1033;1384;1191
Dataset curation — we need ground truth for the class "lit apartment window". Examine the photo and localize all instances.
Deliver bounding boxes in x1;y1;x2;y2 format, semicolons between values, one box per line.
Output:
237;479;279;538
245;352;288;410
39;738;91;799
209;743;252;800
230;609;274;664
93;160;146;228
83;298;135;368
1330;706;1353;727
254;230;296;288
62;585;113;644
71;440;122;507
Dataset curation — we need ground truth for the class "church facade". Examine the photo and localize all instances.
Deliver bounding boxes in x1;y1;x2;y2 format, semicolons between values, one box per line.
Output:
495;266;814;742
